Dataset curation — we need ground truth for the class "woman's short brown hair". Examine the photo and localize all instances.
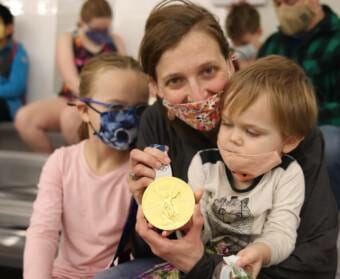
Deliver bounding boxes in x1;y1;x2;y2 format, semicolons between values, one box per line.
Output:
221;55;318;139
80;0;112;23
139;0;230;80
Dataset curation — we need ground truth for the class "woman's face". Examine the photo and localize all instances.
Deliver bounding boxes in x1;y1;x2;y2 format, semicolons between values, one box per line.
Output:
153;30;233;105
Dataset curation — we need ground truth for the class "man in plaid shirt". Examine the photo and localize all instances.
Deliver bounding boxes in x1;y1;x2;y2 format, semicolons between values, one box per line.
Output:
258;0;340;208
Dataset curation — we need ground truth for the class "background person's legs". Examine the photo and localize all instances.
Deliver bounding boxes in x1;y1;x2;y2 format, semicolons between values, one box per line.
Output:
320;125;340;209
15;97;67;153
60;105;81;145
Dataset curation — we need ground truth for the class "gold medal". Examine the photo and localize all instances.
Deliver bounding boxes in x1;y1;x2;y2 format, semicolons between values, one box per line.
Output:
142;177;195;231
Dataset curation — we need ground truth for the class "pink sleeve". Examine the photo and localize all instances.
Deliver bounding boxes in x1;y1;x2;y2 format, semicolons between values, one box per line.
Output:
24;149;64;279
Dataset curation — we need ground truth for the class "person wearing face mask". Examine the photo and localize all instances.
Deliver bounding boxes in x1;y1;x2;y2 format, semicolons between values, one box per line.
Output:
15;0;126;153
259;0;340;214
0;4;28;122
225;2;262;69
95;1;337;279
23;53;149;279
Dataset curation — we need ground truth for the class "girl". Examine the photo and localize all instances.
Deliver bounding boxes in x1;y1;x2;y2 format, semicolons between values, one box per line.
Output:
15;0;126;153
23;53;148;279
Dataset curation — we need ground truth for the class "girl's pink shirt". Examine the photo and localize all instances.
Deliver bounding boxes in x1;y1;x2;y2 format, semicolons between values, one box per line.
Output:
24;141;131;279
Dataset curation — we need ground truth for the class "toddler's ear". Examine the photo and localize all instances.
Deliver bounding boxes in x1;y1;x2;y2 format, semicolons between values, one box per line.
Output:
282;136;304;154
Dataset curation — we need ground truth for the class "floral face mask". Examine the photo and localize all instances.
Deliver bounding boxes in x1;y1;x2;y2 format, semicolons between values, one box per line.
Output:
163;93;223;131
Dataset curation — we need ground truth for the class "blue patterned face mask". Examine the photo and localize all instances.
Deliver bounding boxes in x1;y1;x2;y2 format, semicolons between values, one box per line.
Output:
81;98;147;150
86;28;110;45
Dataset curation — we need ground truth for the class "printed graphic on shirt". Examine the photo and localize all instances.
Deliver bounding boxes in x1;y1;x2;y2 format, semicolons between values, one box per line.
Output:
205;196;254;255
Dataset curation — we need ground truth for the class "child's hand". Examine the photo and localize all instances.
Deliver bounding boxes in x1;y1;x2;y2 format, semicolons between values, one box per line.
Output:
236;243;271;279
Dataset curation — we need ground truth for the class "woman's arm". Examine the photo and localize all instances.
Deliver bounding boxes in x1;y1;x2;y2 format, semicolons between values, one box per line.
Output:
23;150;64;279
56;32;80;95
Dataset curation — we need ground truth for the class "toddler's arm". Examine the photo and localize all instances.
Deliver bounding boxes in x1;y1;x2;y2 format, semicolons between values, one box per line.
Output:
252;160;305;266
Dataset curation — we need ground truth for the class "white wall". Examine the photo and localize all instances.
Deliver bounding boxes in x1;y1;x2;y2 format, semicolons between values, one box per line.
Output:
3;0;58;102
3;0;340;101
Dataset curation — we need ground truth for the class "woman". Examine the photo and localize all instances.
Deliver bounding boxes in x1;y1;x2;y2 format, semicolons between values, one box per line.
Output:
15;0;126;153
96;1;338;279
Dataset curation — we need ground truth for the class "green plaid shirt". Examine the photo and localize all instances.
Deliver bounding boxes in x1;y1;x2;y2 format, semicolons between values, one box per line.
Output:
258;6;340;126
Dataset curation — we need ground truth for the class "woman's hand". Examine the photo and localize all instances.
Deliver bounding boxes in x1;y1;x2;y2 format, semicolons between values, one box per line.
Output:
136;201;205;273
129;147;171;204
236;242;271;279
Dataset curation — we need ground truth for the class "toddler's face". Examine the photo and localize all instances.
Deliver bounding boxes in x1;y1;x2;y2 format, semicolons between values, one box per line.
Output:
217;94;286;156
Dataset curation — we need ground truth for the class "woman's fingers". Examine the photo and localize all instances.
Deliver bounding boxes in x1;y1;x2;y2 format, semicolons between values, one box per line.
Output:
194;189;204;203
136;207;171;249
130;147;170;169
128;147;172;203
144;146;171;165
161;229;174;237
129;176;154;204
185;204;204;240
131;162;156;180
130;148;162;169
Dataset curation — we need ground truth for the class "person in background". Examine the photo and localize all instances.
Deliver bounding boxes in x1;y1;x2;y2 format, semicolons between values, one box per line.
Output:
95;1;337;279
225;2;262;68
23;53;149;279
15;0;126;153
0;3;28;122
258;0;340;209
